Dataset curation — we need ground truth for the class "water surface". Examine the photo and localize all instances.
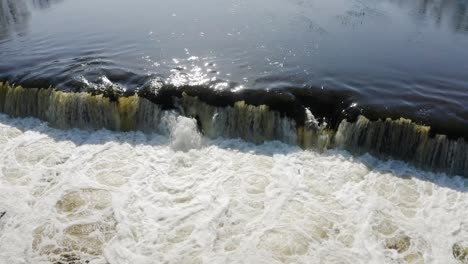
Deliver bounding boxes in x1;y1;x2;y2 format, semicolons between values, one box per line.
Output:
0;0;467;136
0;114;467;263
1;2;468;262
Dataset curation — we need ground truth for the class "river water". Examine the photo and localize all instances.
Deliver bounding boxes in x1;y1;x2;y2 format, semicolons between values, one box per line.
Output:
1;0;468;136
0;0;468;263
0;114;467;264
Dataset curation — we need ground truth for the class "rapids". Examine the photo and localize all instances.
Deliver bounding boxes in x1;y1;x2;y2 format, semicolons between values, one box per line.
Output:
0;114;467;264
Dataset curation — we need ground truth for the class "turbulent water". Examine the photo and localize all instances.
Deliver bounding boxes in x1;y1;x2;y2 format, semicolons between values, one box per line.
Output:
1;0;468;263
0;114;467;264
1;0;468;135
1;82;466;177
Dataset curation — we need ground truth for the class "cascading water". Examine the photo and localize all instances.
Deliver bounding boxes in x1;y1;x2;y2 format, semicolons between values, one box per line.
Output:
2;0;468;262
0;82;466;177
0;113;467;264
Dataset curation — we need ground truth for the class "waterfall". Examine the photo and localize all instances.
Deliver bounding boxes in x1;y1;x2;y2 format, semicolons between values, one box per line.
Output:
0;82;466;177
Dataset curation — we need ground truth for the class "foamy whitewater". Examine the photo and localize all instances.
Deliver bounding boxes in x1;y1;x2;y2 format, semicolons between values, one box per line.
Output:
0;114;467;264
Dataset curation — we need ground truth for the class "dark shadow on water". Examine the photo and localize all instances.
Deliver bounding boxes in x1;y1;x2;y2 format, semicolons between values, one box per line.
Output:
339;0;468;33
0;0;30;40
31;0;64;10
0;0;65;40
1;113;466;193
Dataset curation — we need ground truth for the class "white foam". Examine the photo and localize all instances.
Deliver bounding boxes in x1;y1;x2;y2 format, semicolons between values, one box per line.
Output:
0;114;467;264
170;116;202;152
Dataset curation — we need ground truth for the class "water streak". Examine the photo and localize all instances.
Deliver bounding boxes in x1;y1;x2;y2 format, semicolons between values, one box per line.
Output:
0;82;466;177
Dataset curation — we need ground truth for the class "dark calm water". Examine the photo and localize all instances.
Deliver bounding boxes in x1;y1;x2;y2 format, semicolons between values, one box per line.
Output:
1;0;468;136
